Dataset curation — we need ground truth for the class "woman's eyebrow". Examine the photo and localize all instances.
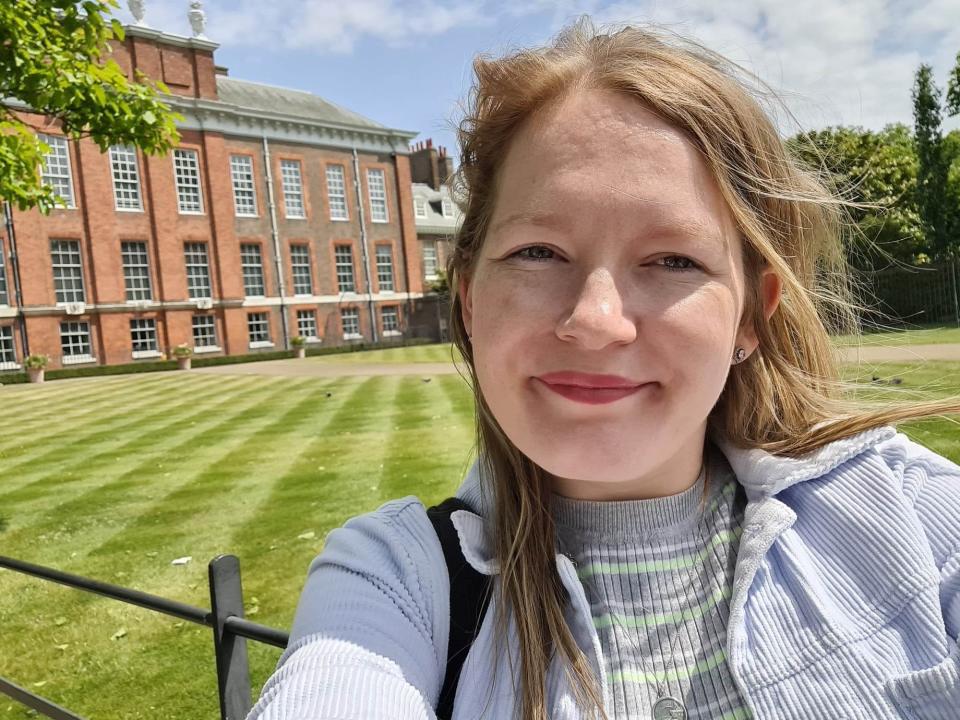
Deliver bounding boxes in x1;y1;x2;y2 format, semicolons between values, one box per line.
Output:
489;209;727;252
488;210;571;236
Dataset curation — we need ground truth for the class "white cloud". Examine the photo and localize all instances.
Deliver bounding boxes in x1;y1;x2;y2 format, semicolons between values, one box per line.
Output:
119;0;491;53
574;0;960;132
117;0;960;133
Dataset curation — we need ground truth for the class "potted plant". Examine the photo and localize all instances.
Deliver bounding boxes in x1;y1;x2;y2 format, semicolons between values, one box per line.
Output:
24;354;48;384
291;335;307;359
171;343;193;370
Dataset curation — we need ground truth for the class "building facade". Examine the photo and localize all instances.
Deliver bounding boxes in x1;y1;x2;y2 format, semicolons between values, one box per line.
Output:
0;22;424;371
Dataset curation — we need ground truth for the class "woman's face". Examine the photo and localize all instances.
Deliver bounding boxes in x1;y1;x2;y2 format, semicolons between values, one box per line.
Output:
459;88;779;500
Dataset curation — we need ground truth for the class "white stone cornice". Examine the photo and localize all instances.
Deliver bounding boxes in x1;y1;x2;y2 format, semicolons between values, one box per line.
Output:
167;96;418;155
125;24;219;51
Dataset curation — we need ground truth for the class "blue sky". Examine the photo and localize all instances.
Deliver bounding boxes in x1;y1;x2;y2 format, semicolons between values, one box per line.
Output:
119;1;960;163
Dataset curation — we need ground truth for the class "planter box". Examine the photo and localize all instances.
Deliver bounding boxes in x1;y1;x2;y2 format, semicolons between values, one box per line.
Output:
294;347;306;359
27;368;45;384
177;357;192;370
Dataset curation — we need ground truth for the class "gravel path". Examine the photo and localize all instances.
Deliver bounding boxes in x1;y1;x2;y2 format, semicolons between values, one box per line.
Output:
191;359;467;378
836;343;960;363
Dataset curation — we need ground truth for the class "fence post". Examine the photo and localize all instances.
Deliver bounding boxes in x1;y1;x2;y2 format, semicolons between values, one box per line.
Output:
951;258;960;328
209;555;253;720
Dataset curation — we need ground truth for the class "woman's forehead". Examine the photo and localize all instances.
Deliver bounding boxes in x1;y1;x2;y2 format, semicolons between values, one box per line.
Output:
491;89;735;243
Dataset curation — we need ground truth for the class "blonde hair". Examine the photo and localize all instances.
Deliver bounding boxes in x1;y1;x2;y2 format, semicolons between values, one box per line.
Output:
446;17;960;720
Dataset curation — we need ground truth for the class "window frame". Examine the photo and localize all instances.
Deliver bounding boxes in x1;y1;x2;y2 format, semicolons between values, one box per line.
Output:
192;314;219;351
422;240;438;281
366;168;389;223
414;197;428;219
121;241;153;302
290;244;314;296
340;307;361;340
381;305;401;336
130;318;160;357
247;311;272;347
375;244;395;293
0;326;17;369
184;242;212;299
109;144;143;211
59;321;95;364
230;154;259;217
240;243;266;297
50;239;86;304
296;309;319;340
173;148;205;214
334;244;356;293
38;133;76;209
326;164;349;221
280;159;306;219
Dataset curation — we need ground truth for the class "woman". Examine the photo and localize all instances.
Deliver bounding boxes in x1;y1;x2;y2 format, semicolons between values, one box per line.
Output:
247;19;960;720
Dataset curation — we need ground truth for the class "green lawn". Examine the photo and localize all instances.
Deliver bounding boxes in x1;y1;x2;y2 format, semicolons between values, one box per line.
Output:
0;357;957;719
0;371;477;719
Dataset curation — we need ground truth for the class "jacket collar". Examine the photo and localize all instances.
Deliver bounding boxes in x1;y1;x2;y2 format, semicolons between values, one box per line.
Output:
451;424;897;575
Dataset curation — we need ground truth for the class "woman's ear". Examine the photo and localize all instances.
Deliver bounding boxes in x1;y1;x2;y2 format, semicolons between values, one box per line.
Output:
738;266;782;356
458;274;473;338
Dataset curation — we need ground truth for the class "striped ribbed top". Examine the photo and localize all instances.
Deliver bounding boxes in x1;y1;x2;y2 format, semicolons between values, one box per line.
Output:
551;447;751;719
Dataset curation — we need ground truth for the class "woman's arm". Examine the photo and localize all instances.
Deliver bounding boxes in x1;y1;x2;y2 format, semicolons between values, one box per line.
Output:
246;497;450;719
880;433;960;640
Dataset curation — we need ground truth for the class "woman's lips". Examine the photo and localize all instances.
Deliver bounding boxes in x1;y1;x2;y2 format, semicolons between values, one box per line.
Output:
533;373;649;405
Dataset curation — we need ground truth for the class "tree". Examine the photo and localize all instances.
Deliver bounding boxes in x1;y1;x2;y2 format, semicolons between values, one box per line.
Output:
787;125;924;268
0;0;180;212
912;64;952;258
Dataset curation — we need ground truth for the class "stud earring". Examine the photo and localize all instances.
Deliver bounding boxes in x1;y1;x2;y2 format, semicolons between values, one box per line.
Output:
733;347;746;364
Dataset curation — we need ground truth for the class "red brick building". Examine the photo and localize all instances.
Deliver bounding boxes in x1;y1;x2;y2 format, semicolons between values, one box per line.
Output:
0;22;424;371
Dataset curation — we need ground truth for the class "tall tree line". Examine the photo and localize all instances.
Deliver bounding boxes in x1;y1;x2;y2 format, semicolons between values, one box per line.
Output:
787;53;960;269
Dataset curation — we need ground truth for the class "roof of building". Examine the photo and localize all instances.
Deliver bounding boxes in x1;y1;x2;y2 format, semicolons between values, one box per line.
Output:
412;182;461;235
215;77;387;131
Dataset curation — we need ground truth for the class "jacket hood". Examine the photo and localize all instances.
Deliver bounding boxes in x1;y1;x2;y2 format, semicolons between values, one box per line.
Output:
451;424;898;575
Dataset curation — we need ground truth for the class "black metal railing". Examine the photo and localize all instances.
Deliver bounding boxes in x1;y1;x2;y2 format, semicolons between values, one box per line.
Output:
0;554;289;720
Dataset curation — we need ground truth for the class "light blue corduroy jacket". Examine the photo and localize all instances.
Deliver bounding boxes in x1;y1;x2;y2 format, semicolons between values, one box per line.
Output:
247;426;960;719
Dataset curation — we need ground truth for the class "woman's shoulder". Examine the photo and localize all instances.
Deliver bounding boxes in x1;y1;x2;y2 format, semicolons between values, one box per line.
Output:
872;430;960;566
270;495;452;716
297;495;448;614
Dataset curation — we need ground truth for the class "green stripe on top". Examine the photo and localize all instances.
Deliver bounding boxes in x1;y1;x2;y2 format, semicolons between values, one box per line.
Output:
576;526;743;579
553;444;750;718
594;585;733;630
608;646;730;684
718;708;754;720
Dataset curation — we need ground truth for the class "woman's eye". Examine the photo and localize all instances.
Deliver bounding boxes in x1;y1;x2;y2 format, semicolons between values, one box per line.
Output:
657;255;699;272
512;245;556;262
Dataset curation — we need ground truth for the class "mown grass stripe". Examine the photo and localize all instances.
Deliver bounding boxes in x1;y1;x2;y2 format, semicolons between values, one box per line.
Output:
0;374;228;474
0;379;321;616
0;374;198;456
0;378;286;604
85;378;336;562
437;373;475;423
0;374;174;433
378;376;437;504
225;376;397;590
0;375;254;505
0;376;276;535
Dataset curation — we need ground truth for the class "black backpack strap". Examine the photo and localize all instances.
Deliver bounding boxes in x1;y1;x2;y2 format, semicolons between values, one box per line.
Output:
426;496;493;720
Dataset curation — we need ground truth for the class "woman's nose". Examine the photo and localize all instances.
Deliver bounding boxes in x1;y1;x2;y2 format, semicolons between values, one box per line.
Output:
555;268;637;349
